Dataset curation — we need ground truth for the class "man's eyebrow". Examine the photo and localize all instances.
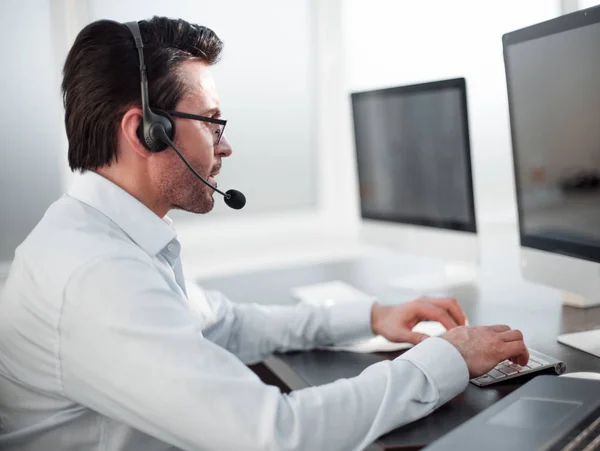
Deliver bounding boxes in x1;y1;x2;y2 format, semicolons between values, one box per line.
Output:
201;107;221;117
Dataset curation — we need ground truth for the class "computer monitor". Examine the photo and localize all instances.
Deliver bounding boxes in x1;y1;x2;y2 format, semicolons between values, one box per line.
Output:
350;78;479;292
504;6;600;356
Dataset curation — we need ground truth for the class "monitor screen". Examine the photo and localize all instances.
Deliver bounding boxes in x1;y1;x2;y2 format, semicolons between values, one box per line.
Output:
351;78;476;233
504;7;600;263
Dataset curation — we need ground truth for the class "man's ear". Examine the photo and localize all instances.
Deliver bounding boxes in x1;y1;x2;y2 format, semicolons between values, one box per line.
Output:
121;108;151;158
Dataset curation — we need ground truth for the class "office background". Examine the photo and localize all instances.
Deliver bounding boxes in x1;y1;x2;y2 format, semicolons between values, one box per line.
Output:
1;0;598;282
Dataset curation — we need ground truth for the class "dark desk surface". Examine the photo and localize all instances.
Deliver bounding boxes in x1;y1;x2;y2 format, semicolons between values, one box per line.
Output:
198;234;600;450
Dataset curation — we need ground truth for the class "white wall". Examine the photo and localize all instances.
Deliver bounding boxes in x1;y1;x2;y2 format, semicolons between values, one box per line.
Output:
580;0;600;9
341;0;560;225
0;0;65;265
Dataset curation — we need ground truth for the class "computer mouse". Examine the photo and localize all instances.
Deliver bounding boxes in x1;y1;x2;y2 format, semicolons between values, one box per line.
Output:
559;372;600;381
412;321;447;336
411;317;470;336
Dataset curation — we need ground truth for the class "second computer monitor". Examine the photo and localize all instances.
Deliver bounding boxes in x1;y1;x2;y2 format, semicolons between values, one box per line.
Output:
503;5;600;308
350;78;478;277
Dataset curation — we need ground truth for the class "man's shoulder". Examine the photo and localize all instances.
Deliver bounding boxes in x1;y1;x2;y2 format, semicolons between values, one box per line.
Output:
12;194;149;289
1;196;154;344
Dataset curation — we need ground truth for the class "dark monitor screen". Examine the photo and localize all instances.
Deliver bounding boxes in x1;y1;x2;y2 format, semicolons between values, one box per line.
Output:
351;78;476;233
504;6;600;263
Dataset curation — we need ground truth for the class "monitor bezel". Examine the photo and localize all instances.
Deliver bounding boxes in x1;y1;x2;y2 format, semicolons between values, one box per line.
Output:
503;4;600;264
350;77;477;234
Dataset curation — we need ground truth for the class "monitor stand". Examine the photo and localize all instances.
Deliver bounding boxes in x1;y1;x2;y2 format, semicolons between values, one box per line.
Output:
561;292;600;308
386;262;479;294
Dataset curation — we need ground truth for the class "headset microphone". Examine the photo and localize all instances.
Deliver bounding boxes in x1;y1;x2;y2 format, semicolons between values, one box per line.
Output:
222;189;246;210
125;20;246;210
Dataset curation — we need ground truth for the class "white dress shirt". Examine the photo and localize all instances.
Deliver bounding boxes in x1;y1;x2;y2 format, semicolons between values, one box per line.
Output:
0;171;469;451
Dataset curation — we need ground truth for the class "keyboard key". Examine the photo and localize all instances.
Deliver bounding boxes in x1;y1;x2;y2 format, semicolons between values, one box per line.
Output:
488;369;507;379
530;356;548;365
498;366;518;376
475;374;494;384
469;348;566;388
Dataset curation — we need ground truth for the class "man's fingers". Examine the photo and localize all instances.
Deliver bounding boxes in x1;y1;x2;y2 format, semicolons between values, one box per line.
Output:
428;297;467;326
503;341;530;366
417;302;459;330
499;329;524;342
488;324;511;333
402;332;429;346
510;354;530;367
501;333;529;366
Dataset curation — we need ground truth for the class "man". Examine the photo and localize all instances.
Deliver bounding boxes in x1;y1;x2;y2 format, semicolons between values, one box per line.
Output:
0;16;528;451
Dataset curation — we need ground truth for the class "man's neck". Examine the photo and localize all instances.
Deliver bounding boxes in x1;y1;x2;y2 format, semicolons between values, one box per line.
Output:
93;168;169;218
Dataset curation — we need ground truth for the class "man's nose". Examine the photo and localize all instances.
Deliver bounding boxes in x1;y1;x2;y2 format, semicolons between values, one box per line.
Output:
217;135;232;158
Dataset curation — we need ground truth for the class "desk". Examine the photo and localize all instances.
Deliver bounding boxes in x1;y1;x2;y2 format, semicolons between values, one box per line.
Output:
198;230;600;450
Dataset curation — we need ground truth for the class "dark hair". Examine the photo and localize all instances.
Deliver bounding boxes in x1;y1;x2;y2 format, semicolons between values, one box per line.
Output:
62;16;223;171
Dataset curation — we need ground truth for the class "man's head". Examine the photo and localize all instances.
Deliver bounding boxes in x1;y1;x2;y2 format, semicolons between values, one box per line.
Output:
62;17;232;216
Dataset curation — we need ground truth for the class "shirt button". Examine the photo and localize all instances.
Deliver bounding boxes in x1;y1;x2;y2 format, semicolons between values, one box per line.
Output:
167;243;175;252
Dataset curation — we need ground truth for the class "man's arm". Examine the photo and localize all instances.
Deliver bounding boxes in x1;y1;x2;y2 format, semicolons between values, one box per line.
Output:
61;255;469;451
187;282;374;364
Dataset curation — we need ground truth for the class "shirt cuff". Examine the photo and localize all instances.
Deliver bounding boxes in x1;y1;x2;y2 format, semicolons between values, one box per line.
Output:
397;336;469;407
325;301;376;345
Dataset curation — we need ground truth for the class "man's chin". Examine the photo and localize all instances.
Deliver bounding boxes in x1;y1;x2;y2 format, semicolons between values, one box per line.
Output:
173;196;215;215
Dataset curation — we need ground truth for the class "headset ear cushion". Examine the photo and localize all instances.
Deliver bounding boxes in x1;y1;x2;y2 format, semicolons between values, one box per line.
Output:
153;109;176;143
149;109;175;152
137;109;176;153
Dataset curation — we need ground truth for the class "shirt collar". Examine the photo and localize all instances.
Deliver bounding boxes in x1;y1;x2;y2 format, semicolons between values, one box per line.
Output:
67;171;177;257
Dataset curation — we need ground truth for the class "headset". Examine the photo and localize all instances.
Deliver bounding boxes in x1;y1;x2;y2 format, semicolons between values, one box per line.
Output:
124;20;246;210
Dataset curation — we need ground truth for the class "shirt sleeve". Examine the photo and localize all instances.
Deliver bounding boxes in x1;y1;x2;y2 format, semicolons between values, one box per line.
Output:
187;281;374;364
60;254;469;451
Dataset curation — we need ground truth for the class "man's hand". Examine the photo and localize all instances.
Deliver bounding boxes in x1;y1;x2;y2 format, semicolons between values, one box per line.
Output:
442;325;529;378
370;297;467;344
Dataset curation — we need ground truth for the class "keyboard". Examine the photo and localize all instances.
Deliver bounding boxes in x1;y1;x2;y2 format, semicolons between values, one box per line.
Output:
470;348;567;387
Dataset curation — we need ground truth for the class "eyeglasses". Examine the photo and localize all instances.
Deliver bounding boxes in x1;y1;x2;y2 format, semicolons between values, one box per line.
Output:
167;110;227;146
